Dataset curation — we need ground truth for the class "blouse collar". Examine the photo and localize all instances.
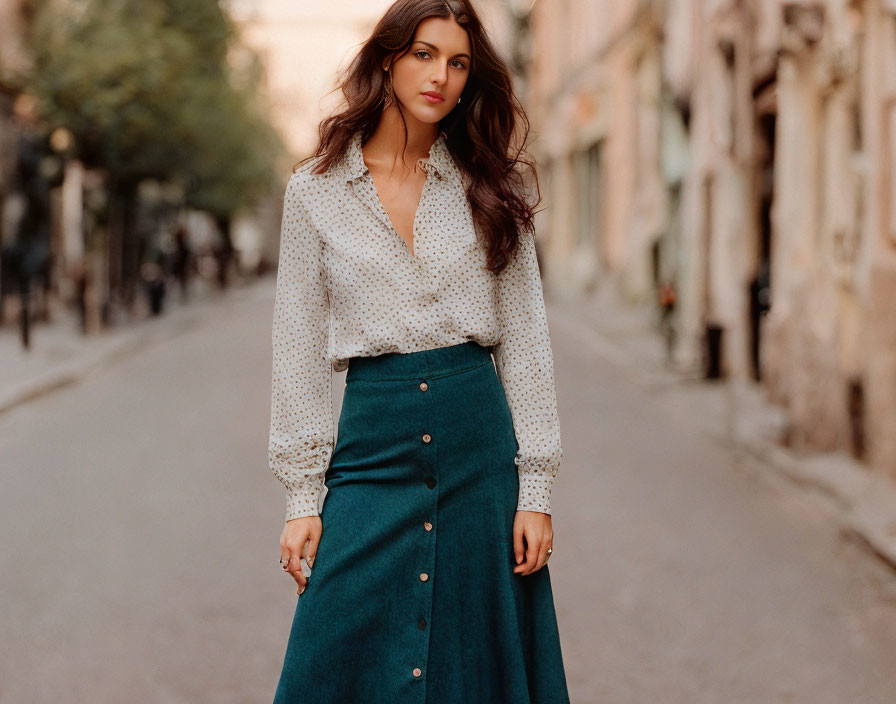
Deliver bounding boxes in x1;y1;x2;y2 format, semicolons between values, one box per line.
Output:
339;129;453;182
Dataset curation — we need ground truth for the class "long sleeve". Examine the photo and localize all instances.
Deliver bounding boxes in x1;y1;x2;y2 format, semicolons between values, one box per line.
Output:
269;173;334;521
492;229;563;515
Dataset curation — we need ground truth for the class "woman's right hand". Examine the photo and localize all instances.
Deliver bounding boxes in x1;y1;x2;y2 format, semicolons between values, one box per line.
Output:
280;516;322;595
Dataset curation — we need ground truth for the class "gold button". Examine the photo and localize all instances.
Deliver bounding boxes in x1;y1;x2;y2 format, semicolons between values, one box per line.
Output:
420;572;429;581
419;382;428;392
424;521;432;531
422;433;431;443
413;667;422;677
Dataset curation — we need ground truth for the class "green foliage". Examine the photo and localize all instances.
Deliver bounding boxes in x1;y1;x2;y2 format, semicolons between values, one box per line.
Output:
25;0;283;216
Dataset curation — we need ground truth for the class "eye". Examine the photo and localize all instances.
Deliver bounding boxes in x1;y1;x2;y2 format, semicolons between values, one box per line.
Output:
414;50;467;70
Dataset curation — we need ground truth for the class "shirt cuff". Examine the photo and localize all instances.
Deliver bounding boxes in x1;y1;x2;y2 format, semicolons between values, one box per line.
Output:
515;466;555;515
284;473;327;521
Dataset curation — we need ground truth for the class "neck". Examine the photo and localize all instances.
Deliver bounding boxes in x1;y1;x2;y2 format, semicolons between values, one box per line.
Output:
364;107;439;172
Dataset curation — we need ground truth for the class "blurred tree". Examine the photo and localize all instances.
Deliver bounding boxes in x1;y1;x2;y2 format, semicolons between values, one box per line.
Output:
21;0;283;305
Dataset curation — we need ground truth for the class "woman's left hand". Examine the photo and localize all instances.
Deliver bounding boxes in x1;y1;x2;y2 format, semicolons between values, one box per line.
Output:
512;510;553;576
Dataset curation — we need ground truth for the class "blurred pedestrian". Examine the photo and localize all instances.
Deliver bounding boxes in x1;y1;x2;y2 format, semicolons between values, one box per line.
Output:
170;224;193;302
658;278;677;363
749;260;771;380
141;257;166;316
269;2;570;702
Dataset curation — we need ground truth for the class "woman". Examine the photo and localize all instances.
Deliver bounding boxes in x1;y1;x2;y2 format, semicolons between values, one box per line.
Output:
269;1;570;701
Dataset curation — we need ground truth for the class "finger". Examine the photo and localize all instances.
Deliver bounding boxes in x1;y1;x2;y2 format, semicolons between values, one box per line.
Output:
286;554;307;589
534;539;550;573
280;533;292;572
514;530;540;576
283;528;309;570
534;526;553;573
513;524;530;574
281;529;302;573
513;521;525;566
304;527;322;568
525;535;541;574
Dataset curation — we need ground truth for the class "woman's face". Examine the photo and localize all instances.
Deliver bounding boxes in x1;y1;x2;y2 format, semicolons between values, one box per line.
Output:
387;16;471;125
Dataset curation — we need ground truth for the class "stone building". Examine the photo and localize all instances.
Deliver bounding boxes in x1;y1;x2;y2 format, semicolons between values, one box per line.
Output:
760;0;896;476
522;0;896;480
521;1;667;305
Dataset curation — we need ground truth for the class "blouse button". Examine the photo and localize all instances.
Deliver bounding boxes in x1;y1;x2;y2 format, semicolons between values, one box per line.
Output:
419;382;428;392
413;667;423;677
420;572;429;582
423;521;433;531
422;433;431;443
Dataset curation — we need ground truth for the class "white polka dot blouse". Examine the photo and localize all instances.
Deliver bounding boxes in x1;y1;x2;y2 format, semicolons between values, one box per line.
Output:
269;129;562;521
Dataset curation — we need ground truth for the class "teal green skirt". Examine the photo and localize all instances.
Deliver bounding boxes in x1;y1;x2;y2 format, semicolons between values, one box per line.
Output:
273;341;570;704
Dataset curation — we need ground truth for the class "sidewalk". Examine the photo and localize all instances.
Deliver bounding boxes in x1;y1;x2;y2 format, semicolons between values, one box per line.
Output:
0;275;272;417
551;282;896;570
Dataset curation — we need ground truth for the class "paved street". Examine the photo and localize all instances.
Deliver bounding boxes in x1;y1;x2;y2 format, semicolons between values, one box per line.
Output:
2;279;896;703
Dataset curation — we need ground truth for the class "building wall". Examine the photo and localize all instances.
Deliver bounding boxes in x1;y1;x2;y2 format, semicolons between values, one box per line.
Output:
525;0;666;304
525;0;896;478
862;0;896;475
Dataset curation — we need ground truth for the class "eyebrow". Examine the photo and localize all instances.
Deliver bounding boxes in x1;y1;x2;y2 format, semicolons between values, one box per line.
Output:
414;40;471;61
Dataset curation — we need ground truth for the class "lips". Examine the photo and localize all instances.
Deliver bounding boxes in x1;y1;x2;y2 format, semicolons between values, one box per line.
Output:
421;92;444;103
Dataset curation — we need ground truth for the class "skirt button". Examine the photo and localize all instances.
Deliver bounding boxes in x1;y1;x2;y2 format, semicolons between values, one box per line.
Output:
420;572;429;581
413;667;422;677
419;382;428;392
423;521;433;531
422;433;431;443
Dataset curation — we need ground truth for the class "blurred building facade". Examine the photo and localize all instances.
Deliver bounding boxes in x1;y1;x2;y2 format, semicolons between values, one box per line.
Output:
520;0;896;480
225;0;397;159
0;0;29;218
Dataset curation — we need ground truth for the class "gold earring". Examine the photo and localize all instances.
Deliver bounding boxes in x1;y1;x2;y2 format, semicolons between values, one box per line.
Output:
383;68;393;108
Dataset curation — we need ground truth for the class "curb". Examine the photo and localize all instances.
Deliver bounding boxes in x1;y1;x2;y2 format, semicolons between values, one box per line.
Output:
0;279;260;418
739;437;896;569
0;313;203;418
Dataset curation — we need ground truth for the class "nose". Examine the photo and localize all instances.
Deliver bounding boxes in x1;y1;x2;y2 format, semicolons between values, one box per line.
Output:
430;61;449;86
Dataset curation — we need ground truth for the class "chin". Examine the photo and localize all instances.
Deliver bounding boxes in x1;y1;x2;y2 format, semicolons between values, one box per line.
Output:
402;108;445;125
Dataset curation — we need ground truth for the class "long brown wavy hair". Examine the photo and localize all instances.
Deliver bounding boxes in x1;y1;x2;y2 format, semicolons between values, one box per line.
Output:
295;0;541;275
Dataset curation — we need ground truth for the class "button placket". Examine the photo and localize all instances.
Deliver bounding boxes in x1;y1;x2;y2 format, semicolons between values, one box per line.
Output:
414;373;437;684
